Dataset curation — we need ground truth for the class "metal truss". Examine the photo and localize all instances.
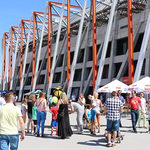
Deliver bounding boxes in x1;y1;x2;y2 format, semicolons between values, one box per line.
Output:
1;0;149;100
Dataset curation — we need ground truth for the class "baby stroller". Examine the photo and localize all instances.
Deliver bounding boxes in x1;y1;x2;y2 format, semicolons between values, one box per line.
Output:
105;130;123;143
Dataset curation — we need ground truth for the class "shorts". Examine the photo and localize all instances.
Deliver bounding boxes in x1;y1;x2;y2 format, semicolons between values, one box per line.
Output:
91;119;97;124
33;120;37;125
22;113;26;117
51;120;58;127
28;113;32;119
107;119;119;132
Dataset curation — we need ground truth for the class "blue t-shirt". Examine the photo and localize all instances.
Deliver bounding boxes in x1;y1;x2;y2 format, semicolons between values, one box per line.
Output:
87;110;92;121
91;109;97;120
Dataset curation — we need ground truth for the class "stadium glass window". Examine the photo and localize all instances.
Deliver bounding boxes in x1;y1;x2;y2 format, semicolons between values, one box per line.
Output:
97;44;100;53
17;79;20;86
113;63;122;78
74;69;82;81
134;59;146;76
25;64;29;73
134;33;144;52
28;44;33;52
141;59;146;75
86;86;93;104
53;72;61;83
116;37;128;56
88;47;93;61
71;87;80;101
85;67;91;80
102;64;109;79
26;77;32;85
42;58;47;70
77;49;84;63
37;75;45;84
51;57;53;66
57;54;64;67
71;52;74;64
123;65;128;77
38;60;42;70
29;63;32;72
42;36;48;47
106;42;112;58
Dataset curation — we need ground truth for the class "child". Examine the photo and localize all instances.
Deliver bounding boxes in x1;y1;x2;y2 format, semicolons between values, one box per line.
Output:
147;100;150;133
90;103;97;135
32;106;38;134
83;105;92;130
50;102;59;135
21;98;28;123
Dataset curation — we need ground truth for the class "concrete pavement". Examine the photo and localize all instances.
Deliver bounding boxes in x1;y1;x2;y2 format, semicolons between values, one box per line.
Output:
18;111;150;150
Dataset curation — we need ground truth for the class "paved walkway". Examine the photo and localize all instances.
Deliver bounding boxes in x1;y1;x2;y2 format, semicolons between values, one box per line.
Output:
18;110;150;150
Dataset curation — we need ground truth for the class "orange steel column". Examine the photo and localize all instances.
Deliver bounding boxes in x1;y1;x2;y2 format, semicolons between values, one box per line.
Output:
10;27;13;89
67;0;71;89
1;38;4;88
127;0;134;84
20;20;24;84
8;45;10;90
92;0;97;90
32;13;36;86
47;4;52;87
3;33;7;89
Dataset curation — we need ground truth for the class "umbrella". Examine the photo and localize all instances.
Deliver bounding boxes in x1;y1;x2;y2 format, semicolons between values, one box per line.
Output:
127;76;150;93
97;79;128;93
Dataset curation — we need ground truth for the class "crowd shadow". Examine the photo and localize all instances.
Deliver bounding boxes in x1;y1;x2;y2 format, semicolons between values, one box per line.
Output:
77;138;107;147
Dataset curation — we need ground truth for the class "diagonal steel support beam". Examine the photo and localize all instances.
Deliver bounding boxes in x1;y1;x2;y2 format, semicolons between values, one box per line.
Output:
134;12;150;82
32;2;48;92
95;0;118;91
47;0;66;97
67;0;88;98
18;15;33;101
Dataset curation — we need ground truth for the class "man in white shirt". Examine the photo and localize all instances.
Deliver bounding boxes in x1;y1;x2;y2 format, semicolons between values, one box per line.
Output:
0;92;25;150
138;92;147;128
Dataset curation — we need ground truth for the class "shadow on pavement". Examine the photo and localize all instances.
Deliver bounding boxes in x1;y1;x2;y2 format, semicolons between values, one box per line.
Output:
77;138;107;147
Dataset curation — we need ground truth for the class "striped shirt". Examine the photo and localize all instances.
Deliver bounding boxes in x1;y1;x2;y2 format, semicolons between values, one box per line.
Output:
104;97;123;121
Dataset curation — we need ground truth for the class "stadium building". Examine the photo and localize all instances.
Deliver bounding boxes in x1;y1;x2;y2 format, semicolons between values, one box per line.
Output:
1;0;150;100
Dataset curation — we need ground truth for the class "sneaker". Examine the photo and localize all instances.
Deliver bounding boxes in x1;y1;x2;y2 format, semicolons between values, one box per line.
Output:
106;143;112;147
112;143;116;147
41;134;45;137
36;134;40;137
133;130;137;133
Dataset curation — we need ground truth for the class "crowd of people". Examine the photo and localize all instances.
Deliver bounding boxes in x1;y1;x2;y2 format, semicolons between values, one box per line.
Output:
0;88;150;149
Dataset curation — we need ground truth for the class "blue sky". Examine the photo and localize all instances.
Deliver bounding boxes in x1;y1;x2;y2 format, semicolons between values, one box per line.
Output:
0;0;91;80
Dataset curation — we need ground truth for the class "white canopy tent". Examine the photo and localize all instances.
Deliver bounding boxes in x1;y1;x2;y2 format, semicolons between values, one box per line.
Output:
97;79;129;93
127;76;150;93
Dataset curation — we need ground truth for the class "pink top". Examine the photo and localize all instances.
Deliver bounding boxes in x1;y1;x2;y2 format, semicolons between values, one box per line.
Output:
35;98;47;112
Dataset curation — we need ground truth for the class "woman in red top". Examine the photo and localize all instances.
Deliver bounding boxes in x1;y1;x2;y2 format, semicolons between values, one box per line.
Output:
128;91;141;133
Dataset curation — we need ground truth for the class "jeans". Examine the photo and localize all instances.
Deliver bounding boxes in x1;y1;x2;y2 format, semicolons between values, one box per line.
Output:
37;111;46;135
131;109;139;131
0;135;19;150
